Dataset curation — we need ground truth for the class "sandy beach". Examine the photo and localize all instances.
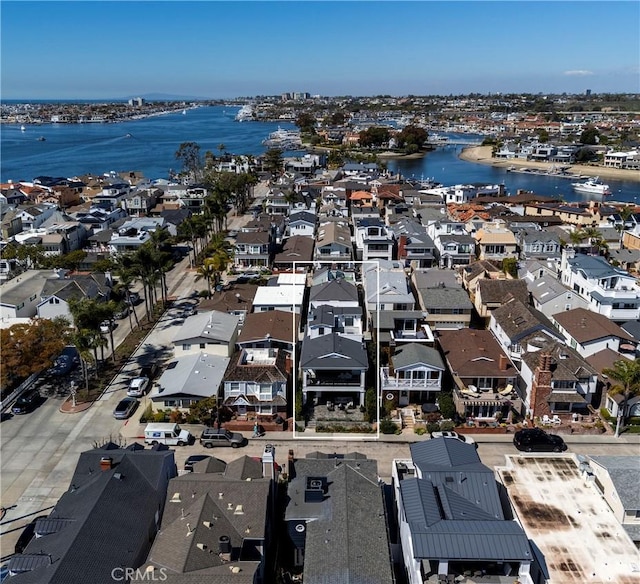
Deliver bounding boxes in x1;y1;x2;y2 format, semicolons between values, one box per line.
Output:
460;145;640;182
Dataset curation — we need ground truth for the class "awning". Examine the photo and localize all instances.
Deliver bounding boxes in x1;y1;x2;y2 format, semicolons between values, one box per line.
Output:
548;392;586;404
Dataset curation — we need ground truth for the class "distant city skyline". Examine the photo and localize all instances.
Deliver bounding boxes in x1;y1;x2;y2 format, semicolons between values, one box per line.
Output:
2;1;639;100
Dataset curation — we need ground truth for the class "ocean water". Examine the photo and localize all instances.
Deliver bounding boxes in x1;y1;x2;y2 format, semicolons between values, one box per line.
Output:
2;106;639;203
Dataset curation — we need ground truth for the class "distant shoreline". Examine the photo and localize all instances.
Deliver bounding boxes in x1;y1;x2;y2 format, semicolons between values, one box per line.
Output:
459;145;640;182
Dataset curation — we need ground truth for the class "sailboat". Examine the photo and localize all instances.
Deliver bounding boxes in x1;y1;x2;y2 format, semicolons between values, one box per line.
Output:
182;109;187;115
20;125;26;132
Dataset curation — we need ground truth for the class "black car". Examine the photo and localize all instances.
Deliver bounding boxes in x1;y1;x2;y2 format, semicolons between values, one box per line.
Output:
47;346;79;377
15;515;47;554
513;428;567;452
12;389;41;415
184;455;212;472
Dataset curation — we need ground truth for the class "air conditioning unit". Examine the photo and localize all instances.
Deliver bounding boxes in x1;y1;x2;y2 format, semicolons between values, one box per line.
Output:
309;479;323;489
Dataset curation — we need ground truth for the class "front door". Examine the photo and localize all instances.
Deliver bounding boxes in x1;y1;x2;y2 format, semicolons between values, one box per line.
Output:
399;390;410;406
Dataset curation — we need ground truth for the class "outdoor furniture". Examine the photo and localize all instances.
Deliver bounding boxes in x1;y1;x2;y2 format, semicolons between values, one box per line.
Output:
542;414;551;426
499;384;514;396
460;387;480;398
552;415;562;425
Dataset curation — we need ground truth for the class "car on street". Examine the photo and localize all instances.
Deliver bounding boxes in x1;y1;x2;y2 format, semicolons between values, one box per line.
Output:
199;427;246;448
184;455;212;472
227;229;238;238
113;306;130;320
513;428;567;452
100;320;115;334
430;431;476;445
126;292;141;305
127;376;149;397
113;397;138;420
11;389;41;415
47;346;79;377
14;515;48;553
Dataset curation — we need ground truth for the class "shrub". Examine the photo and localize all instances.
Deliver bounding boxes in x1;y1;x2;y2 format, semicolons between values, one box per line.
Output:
600;408;615;422
424;412;442;423
414;426;426;436
440;420;455;432
140;403;153;423
438;391;456;420
169;409;183;423
379;418;399;434
426;422;440;434
152;410;168;422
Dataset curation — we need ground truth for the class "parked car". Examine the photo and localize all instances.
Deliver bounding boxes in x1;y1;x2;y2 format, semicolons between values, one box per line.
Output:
127;376;149;397
14;515;48;554
227;229;238;238
430;431;476;445
126;291;141;305
47;346;79;377
184;455;212;472
12;389;41;415
199;427;245;448
513;428;567;452
113;306;130;320
100;320;115;334
113;397;138;420
140;364;159;380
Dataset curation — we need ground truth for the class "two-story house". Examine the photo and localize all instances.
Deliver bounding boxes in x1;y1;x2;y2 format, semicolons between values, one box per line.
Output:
314;220;352;264
518;229;562;260
172;310;240;357
474;223;518;261
353;217;394;261
222;347;289;418
300;333;369;407
380;343;445;406
286;210;316;237
306;304;363;341
391;218;437;269
527;274;590;319
235;230;271;268
559;249;640;322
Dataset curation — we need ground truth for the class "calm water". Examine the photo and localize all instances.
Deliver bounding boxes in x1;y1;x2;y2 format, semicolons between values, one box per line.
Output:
2;106;639;203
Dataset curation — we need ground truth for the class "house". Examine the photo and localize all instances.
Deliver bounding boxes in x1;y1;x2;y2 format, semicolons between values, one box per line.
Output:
518;229;562;260
172;310;240;357
527;274;590;319
364;264;415;321
309;277;359;310
144;446;278;584
392;439;533;584
380;343;445;406
284;453;393;584
552;308;637;359
427;220;476;268
272;235;314;270
235;230;271;268
122;187;160;216
412;270;474;331
300;333;369;406
0;269;59;321
519;339;598;420
196;283;257;325
559;249;640;322
306;304;363;341
314;220;352;263
474;223;518;261
221;348;289;418
588;456;640;543
236;310;300;353
489;297;563;363
150;352;230;412
353;218;394;261
438;329;521;418
372;310;433;346
391;218;436;269
6;443;176;584
461;259;503;293
16;204;57;230
473;278;529;319
37;272;112;324
264;188;291;216
285;210;316;238
252;284;304;314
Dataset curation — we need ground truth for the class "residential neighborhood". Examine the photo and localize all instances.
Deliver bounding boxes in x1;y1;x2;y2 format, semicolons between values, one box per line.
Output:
2;95;640;584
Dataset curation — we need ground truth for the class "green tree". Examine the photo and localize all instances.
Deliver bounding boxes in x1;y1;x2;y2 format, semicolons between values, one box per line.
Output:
358;126;390;148
438;391;456;420
602;358;640;436
175;141;202;180
263;148;284;178
580;125;600;145
295;112;316;134
364;387;378;423
502;257;518;278
396;125;428;151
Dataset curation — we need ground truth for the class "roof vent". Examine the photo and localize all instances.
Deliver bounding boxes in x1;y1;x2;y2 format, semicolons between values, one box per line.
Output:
171;493;181;503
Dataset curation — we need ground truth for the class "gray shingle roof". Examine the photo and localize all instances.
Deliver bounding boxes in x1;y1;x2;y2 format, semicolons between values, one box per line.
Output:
391;343;444;371
491;298;559;342
286;457;394;584
300;334;369;369
310;278;359;302
421;287;473;310
589;456;640;511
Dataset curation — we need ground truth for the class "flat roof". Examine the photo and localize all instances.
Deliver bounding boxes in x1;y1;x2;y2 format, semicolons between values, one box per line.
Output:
496;455;639;584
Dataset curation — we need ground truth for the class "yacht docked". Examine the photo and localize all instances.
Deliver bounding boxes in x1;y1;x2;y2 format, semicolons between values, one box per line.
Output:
571;177;611;196
235;104;254;122
262;127;302;150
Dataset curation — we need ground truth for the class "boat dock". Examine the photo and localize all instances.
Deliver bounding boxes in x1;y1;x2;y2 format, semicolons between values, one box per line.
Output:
506;166;587;180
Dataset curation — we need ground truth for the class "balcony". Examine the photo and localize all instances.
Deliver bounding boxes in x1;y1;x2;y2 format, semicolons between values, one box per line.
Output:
305;371;363;387
380;368;440;389
390;325;433;343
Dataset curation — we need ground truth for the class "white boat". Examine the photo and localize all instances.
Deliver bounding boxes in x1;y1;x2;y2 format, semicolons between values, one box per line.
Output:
182;109;187;115
235;104;253;122
20;125;26;132
571;177;611;196
262;127;302;149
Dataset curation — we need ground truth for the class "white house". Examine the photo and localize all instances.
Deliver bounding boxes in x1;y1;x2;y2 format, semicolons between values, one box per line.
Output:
252;285;304;313
172;310;240;357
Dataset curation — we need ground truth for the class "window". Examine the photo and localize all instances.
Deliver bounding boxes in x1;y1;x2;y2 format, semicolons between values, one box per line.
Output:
344;316;354;327
199;343;206;349
182;344;191;350
164;400;177;407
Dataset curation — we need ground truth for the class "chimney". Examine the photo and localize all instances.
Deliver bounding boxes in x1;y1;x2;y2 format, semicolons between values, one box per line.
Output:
262;443;276;480
530;351;553;419
219;535;232;561
100;457;113;471
398;235;408;261
287;448;295;481
499;354;509;371
285;354;292;375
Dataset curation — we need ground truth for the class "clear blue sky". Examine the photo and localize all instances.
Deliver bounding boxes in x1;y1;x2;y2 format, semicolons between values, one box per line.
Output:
2;1;638;99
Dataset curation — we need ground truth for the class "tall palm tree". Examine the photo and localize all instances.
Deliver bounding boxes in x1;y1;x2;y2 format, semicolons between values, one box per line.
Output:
602;358;640;437
195;261;217;297
113;257;140;330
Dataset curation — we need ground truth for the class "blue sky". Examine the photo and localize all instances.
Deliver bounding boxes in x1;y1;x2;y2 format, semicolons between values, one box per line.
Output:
2;1;638;99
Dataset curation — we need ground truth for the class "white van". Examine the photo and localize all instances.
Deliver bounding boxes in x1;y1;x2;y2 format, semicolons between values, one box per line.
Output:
144;423;194;446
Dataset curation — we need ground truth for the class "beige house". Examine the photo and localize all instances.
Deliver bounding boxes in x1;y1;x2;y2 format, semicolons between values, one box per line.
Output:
474;224;518;261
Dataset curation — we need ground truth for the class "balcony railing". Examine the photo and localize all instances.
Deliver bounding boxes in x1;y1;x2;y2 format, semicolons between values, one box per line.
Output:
381;368;440;388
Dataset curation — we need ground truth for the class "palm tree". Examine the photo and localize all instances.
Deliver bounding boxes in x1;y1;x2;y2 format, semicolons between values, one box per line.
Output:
113;257;140;330
195;261;217;297
602;358;640;437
